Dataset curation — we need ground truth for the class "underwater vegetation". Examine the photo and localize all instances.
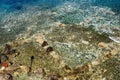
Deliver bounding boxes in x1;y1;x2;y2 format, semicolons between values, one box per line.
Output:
0;0;120;80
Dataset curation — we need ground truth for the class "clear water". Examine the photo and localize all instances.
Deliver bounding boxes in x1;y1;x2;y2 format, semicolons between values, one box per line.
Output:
0;0;120;45
0;0;120;13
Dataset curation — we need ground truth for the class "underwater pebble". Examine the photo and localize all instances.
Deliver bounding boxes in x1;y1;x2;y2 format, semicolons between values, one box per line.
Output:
64;77;69;80
98;42;108;48
91;59;100;66
0;66;5;71
82;40;89;45
59;23;66;27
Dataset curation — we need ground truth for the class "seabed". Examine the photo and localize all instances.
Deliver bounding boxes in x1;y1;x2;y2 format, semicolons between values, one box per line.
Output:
0;1;120;80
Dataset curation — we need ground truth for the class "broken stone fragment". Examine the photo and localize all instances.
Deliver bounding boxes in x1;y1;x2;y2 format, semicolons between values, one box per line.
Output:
41;41;48;47
98;42;108;48
59;23;66;27
0;66;5;71
81;40;89;45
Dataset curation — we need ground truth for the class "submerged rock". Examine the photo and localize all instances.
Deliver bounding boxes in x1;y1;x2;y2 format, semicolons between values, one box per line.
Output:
98;42;108;48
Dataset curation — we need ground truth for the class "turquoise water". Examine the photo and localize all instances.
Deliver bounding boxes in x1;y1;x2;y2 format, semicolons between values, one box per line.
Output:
0;0;120;45
0;0;120;13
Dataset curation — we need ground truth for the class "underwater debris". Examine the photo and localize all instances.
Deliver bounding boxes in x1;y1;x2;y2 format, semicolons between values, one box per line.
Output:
0;62;8;71
0;73;13;80
41;41;49;47
2;62;9;68
109;36;120;44
46;46;54;53
29;56;34;73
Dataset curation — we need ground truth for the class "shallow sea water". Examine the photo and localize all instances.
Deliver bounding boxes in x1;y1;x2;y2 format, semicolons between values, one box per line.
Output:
0;0;120;45
0;0;120;80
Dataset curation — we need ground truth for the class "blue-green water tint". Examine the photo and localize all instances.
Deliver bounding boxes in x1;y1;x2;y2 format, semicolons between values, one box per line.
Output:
0;0;120;12
92;0;120;13
0;0;120;45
